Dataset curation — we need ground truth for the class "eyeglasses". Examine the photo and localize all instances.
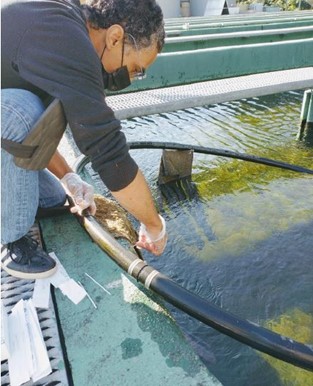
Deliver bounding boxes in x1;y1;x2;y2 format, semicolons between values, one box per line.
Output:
125;33;147;81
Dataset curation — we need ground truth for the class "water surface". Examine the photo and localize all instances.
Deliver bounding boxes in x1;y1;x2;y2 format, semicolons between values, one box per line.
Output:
94;91;313;386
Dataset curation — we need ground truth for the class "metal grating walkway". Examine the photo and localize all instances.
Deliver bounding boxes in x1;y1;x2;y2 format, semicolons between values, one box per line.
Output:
107;67;313;120
1;224;69;386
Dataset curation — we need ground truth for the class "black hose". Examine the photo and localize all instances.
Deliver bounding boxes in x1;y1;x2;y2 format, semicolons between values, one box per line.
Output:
128;141;313;174
78;214;313;371
74;141;313;175
148;273;313;371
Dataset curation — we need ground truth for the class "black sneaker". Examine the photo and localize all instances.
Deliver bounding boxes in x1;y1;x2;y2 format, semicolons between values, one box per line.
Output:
1;235;57;280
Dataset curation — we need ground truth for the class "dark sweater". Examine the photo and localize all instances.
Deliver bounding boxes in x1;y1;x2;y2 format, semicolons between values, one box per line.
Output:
1;0;138;191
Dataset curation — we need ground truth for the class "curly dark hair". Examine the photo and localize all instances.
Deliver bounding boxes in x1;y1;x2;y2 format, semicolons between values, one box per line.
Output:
82;0;165;52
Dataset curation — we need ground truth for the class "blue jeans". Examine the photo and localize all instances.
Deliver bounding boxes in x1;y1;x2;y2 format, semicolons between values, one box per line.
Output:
1;89;66;243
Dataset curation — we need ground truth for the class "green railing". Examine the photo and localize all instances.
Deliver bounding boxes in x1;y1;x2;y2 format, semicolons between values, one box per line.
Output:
115;38;313;93
162;25;313;51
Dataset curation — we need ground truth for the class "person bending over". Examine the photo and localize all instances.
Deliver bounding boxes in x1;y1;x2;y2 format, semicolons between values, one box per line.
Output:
1;0;167;279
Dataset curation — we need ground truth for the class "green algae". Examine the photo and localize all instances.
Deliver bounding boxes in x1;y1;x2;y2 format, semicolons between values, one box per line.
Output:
262;309;313;386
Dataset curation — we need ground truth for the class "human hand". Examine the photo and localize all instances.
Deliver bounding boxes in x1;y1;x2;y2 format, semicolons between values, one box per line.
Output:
61;172;96;215
136;215;167;256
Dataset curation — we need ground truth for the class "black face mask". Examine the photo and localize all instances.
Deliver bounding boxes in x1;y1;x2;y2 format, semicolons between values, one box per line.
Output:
102;66;131;92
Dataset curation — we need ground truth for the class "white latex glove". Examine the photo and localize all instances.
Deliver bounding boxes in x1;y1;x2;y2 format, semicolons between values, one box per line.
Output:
61;172;96;215
136;215;167;256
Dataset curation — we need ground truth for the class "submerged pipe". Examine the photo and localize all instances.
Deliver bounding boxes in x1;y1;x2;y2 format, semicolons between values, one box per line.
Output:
78;214;313;371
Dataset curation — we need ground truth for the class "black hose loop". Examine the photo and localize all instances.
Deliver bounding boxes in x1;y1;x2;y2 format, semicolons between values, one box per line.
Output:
73;142;313;371
74;141;313;175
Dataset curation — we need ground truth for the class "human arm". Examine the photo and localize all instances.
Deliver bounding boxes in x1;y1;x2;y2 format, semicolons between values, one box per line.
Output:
48;151;167;254
111;169;167;256
47;150;96;215
47;150;72;179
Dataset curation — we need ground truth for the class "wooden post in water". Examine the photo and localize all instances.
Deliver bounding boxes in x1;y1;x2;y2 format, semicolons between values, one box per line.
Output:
298;89;313;146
